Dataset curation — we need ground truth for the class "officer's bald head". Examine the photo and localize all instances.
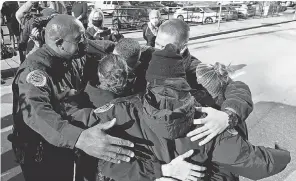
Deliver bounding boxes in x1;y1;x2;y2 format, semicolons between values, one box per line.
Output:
155;19;190;49
45;14;84;42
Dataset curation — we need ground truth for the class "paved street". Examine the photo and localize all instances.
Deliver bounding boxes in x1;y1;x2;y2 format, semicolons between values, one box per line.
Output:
187;21;296;181
1;20;296;181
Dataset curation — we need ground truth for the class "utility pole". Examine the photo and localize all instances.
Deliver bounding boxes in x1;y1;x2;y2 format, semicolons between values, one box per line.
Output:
218;2;222;31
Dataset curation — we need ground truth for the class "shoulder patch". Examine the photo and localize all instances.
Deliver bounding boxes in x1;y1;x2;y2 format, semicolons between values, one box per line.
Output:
26;70;47;87
94;103;114;114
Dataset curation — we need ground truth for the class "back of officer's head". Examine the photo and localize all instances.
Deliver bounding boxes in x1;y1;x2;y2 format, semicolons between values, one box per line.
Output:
113;38;141;69
155;19;190;50
98;54;128;95
45;15;86;59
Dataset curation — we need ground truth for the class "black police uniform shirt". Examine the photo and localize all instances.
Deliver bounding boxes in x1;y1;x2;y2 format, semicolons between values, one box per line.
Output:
74;79;291;181
12;44;89;149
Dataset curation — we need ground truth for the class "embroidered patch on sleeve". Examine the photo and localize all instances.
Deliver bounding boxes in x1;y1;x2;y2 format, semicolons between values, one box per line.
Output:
94;103;114;114
26;70;47;87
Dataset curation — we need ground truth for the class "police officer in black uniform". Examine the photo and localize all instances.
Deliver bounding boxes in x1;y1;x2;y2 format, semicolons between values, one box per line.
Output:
11;14;135;181
79;44;291;181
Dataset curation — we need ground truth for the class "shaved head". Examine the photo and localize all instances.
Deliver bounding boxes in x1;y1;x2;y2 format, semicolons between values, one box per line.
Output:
45;14;84;42
156;19;190;49
44;14;87;59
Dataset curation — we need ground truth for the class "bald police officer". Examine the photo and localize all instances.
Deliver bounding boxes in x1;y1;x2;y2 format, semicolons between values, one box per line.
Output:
11;15;134;181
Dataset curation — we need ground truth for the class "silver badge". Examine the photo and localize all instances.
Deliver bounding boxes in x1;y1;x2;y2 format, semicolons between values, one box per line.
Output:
26;70;47;87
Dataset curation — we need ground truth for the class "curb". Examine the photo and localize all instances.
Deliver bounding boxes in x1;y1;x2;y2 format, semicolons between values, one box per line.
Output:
189;19;295;41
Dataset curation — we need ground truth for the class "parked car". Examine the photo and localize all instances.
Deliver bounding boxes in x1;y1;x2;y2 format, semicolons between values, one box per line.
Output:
136;1;169;14
112;6;149;30
94;1;128;15
209;5;239;21
173;6;217;24
160;1;183;13
230;3;256;18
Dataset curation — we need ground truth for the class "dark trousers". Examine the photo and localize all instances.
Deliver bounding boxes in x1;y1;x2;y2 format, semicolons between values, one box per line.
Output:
12;143;75;181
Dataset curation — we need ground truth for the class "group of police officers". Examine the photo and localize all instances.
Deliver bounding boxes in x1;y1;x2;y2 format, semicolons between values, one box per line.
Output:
10;6;291;181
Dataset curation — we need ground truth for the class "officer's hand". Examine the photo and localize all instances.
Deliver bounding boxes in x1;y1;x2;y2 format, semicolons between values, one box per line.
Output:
31;27;39;38
75;118;135;163
161;150;206;181
67;89;78;97
187;107;229;146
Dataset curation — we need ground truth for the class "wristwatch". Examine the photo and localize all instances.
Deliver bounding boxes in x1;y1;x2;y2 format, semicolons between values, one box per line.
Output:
224;109;239;129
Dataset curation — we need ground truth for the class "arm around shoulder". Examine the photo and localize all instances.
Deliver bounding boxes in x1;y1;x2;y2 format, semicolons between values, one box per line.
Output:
212;131;291;180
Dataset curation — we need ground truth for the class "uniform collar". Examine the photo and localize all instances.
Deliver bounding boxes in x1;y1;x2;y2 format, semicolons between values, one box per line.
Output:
43;44;72;69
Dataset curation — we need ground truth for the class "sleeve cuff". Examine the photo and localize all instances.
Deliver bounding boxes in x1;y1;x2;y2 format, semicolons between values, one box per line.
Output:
221;102;241;119
153;161;163;178
59;124;84;149
223;107;238;115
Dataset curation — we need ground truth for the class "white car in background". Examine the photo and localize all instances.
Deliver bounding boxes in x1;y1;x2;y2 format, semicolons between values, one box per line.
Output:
94;1;130;15
173;7;217;24
231;4;256;18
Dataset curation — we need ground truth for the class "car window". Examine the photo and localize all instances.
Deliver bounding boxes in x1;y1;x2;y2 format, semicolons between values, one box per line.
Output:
228;6;236;11
112;1;118;5
183;8;195;11
222;7;227;10
154;2;164;7
195;7;202;12
210;7;219;11
201;7;214;13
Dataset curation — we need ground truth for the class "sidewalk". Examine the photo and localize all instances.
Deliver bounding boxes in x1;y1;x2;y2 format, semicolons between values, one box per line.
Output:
1;14;295;79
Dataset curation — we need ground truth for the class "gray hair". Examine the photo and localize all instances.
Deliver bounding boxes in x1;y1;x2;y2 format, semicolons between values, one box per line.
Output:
98;54;128;95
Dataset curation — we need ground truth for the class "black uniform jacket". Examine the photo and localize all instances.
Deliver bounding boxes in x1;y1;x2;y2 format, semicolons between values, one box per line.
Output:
136;46;253;126
11;39;112;149
75;78;290;181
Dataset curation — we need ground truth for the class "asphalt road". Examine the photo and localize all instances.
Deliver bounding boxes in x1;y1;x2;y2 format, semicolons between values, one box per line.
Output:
1;22;296;181
187;21;296;181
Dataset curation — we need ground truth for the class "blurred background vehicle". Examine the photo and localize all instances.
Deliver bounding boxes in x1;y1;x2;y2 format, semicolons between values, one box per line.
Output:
94;1;130;15
159;1;183;13
231;3;256;18
135;1;169;15
173;6;217;24
112;6;149;30
209;5;239;21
